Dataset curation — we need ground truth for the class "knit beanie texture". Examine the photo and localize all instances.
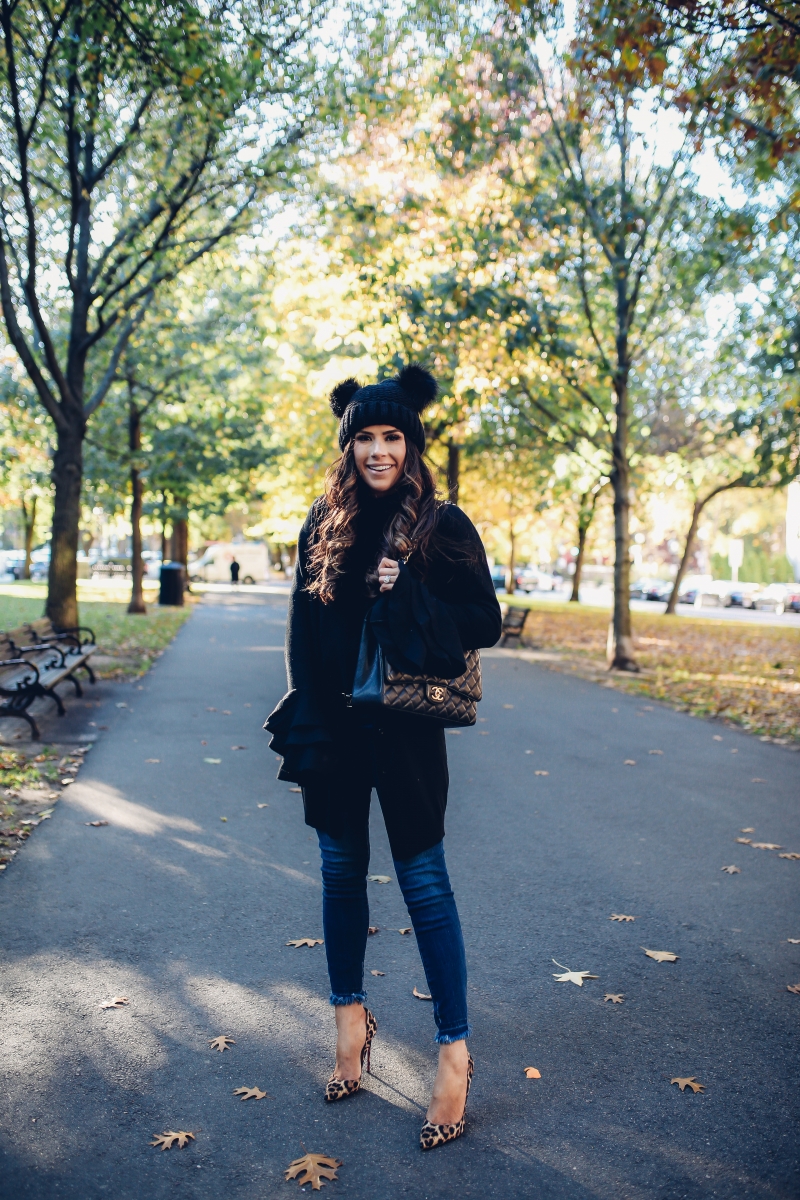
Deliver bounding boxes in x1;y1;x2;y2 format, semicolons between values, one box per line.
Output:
330;365;438;452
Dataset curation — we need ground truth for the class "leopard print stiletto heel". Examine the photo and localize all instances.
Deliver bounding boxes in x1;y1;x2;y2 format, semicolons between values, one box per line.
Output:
419;1052;474;1150
324;1007;377;1102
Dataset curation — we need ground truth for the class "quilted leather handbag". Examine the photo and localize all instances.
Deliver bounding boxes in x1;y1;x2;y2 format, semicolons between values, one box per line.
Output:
350;621;482;728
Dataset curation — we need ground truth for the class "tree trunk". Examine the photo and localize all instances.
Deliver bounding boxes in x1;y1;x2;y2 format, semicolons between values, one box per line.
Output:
608;384;638;670
665;499;702;615
447;440;460;505
171;517;188;567
45;423;83;629
127;403;146;615
21;495;36;580
505;526;517;595
570;490;598;603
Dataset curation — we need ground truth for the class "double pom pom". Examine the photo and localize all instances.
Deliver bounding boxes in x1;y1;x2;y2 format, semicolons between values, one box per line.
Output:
329;364;438;418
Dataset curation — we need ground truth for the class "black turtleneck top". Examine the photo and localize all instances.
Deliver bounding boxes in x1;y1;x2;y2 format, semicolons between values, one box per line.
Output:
265;484;501;783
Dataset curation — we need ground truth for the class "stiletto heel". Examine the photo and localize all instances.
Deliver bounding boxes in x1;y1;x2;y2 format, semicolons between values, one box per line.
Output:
324;1007;377;1102
420;1053;474;1150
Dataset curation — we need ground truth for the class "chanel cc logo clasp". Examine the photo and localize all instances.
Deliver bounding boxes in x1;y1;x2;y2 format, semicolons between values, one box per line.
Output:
427;685;446;703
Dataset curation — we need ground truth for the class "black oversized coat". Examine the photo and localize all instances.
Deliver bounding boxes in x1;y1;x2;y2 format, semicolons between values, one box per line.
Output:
265;488;501;858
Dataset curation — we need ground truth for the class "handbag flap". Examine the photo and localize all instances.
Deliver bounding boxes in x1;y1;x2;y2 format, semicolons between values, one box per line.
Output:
385;649;482;702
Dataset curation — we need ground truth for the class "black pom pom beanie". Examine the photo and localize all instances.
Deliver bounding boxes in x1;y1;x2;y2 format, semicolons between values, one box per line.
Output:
330;364;438;452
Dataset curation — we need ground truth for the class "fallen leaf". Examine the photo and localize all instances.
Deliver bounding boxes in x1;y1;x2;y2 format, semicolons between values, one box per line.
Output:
206;707;217;711
99;996;129;1009
368;874;391;883
713;735;723;741
741;827;755;833
203;758;221;764
751;842;782;851
145;758;160;764
524;1067;541;1078
200;740;207;745
222;710;232;715
370;970;385;976
721;865;741;874
289;786;301;792
61;779;74;786
116;702;127;709
84;820;108;827
751;778;766;783
220;817;227;822
397;927;412;935
285;1153;342;1190
368;926;379;935
624;759;636;766
609;914;636;922
209;1036;235;1052
604;994;624;1004
150;1131;195;1150
446;729;462;734
671;1077;705;1094
648;749;663;755
534;770;549;776
257;803;269;808
231;745;247;750
286;938;323;948
779;853;800;860
787;939;800;944
413;986;432;1000
787;983;800;995
643;948;679;962
735;838;752;844
552;959;599;986
233;1086;267;1101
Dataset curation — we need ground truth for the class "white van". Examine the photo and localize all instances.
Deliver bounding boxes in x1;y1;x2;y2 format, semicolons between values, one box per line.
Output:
189;542;269;584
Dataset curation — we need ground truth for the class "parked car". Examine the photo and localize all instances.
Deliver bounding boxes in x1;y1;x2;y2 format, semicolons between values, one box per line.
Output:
754;584;790;614
516;566;557;593
630;579;672;602
724;582;761;609
785;588;800;613
490;565;514;592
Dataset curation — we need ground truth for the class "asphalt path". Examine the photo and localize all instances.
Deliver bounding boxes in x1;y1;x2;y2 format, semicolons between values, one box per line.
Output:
1;591;798;1199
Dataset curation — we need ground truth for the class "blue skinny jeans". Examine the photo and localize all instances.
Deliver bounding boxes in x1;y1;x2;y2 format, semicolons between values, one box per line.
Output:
317;829;470;1044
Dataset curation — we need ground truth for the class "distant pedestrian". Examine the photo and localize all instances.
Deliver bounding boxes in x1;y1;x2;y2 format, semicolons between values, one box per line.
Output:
230;558;240;584
266;365;501;1149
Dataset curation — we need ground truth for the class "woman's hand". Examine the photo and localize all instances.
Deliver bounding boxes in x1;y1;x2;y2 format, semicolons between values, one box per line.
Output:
378;557;400;593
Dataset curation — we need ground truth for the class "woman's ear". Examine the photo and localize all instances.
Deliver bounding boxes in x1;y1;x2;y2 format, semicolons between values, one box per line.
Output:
330;378;361;417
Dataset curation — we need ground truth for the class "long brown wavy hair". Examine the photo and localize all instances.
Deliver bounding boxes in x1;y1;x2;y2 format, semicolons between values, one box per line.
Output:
306;439;440;603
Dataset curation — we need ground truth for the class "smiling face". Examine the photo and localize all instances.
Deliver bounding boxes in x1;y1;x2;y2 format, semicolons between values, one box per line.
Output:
353;425;407;493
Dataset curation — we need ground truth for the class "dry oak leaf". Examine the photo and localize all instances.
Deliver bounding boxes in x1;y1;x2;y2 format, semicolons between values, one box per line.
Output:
779;853;800;860
671;1077;705;1094
524;1067;541;1078
413;986;432;1000
751;843;782;851
534;770;549;776
552;959;599;986
99;996;129;1010
787;983;800;995
368;874;391;884
233;1086;267;1101
286;938;323;948
604;994;624;1004
643;948;679;963
370;970;385;976
209;1036;235;1052
736;838;752;845
367;926;379;935
150;1131;195;1150
285;1152;342;1190
610;914;636;922
397;927;413;935
787;939;800;944
741;827;755;834
721;865;741;874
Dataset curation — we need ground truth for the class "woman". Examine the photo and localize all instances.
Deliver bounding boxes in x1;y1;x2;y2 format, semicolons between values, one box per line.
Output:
266;364;501;1149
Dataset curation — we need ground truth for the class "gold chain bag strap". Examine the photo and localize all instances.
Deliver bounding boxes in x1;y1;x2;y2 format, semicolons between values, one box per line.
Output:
350;622;482;728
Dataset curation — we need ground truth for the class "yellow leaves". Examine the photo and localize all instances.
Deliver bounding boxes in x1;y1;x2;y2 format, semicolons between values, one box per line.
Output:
604;993;624;1003
285;1153;342;1190
233;1086;267;1101
99;996;129;1010
150;1131;195;1150
609;914;635;922
643;948;679;963
286;938;323;947
552;960;599;986
671;1077;704;1094
523;1066;541;1078
209;1036;235;1052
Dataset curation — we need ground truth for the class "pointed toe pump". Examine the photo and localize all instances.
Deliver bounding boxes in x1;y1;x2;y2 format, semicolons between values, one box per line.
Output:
324;1007;378;1102
419;1053;474;1150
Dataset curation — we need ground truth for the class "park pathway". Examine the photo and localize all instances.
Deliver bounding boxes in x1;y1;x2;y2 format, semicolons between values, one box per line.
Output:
1;590;798;1199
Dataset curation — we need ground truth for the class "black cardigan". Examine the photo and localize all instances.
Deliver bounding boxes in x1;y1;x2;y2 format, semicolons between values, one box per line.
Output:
265;491;501;805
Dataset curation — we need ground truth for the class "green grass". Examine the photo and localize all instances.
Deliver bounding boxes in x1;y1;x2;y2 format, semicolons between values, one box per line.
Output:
0;582;193;679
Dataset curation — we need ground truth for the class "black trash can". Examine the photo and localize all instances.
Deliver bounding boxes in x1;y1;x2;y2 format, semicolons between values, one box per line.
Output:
159;562;185;606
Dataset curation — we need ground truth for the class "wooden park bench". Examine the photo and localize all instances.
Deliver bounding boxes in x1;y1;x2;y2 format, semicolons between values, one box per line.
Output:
0;619;97;738
499;604;529;648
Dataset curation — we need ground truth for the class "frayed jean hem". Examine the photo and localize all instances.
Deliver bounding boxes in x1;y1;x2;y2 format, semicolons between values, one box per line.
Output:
434;1025;471;1045
329;992;367;1007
